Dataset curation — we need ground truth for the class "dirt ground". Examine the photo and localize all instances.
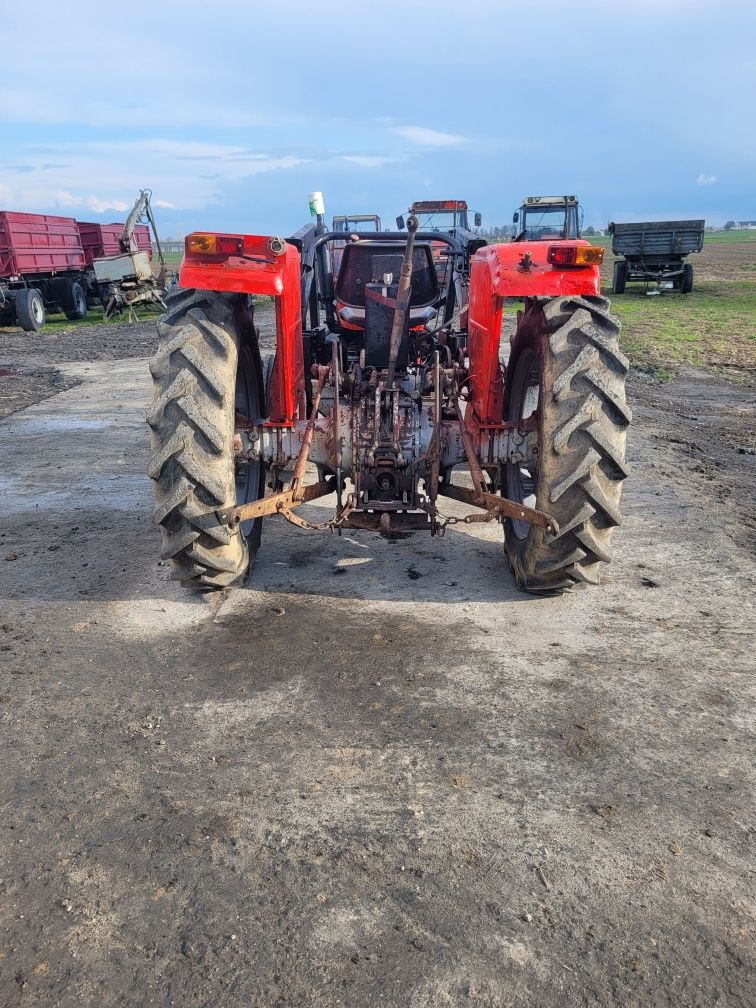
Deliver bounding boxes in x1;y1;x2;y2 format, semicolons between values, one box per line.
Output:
0;293;754;1007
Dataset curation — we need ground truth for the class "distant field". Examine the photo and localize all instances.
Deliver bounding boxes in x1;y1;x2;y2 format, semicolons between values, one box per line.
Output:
703;230;756;243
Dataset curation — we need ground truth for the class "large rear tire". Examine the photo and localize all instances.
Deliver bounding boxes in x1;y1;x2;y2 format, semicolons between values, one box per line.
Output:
503;295;631;592
147;288;266;590
14;288;46;332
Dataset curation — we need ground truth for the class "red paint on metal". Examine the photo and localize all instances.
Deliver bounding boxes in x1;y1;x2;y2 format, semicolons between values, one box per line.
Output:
180;234;306;424
77;222;152;264
467;240;601;426
0;212;86;278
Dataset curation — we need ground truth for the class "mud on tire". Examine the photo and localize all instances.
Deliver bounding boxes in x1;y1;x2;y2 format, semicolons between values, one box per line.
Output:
504;295;631;592
147;288;264;590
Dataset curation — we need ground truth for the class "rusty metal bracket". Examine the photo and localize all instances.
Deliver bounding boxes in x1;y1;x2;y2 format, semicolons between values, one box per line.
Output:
447;394;558;535
218;479;335;528
437;482;559;535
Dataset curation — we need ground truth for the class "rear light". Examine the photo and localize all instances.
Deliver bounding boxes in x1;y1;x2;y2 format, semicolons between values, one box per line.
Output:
217;235;244;256
186;233;219;256
547;244;604;267
184;232;288;262
185;232;251;260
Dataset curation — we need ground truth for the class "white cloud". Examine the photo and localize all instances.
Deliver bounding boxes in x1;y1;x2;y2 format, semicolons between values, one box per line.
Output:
86;196;129;213
392;125;465;147
339;155;395;168
696;173;717;185
0;140;310;213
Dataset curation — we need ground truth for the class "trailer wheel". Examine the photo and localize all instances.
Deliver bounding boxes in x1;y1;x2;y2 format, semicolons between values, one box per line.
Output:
611;260;627;294
503;295;630;592
680;263;694;294
147;288;266;590
14;288;46;332
63;281;88;321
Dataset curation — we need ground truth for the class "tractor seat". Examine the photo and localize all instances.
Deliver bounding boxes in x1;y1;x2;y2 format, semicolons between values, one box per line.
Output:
337;304;438;328
334;240;439;330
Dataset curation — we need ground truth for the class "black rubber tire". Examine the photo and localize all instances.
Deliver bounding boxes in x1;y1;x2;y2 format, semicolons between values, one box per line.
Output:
681;263;694;294
503;295;631;592
612;260;627;295
147;288;266;590
63;281;88;320
14;288;46;332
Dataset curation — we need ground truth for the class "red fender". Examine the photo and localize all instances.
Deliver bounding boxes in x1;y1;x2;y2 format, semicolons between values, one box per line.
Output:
467;241;601;427
180;235;306;425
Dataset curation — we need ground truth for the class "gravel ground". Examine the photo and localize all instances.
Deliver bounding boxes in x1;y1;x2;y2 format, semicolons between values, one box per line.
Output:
0;315;754;1007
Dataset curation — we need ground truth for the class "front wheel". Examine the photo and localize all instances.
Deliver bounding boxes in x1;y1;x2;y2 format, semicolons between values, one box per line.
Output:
63;281;88;321
503;295;631;592
680;263;693;294
147;288;266;590
612;260;627;294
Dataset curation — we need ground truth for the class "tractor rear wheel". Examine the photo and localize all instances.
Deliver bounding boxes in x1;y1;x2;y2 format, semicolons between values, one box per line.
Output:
503;295;630;592
147;288;266;590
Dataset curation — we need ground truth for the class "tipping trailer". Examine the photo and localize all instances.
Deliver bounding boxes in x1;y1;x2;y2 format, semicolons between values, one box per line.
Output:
608;219;705;293
77;222;152;265
0;211;90;331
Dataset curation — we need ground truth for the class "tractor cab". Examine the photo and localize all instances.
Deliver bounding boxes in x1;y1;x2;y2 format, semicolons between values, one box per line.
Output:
332;214;382;233
512;196;582;241
334;240;439;357
397;200;481;234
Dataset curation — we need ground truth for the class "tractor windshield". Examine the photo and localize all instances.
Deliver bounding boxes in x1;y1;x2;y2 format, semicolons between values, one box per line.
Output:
414;210;461;232
333;216;381;232
520;205;579;240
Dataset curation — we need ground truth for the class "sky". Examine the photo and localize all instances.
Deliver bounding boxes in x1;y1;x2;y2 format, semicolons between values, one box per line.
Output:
1;0;754;238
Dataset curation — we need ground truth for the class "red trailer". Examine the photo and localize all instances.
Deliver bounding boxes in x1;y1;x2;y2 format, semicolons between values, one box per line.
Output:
77;221;152;265
0;211;90;331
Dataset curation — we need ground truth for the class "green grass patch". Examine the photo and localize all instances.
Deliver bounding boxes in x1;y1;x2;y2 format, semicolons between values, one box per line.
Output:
0;305;164;336
608;279;756;374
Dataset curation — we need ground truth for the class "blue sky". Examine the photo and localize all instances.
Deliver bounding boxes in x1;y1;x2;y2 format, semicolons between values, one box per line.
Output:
1;0;753;237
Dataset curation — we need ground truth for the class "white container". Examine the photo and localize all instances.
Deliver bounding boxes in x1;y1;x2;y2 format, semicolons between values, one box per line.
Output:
93;251;153;284
308;191;325;217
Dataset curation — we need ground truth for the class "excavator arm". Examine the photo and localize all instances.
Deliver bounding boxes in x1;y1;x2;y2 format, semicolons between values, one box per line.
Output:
119;189;167;283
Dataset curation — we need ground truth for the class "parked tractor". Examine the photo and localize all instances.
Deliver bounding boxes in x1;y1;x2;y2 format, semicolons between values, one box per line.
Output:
397;199;481;234
148;193;630;593
513;196;582;241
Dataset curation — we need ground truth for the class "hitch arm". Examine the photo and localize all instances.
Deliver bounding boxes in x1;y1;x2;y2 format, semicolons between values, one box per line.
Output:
437;482;559;535
218;366;332;528
447;397;559;535
218;479;334;528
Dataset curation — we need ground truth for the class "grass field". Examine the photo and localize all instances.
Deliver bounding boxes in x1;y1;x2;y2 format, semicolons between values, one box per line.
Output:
597;237;756;375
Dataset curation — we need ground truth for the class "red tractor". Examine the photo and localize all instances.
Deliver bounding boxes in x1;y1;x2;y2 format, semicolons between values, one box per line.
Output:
148;195;630;593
